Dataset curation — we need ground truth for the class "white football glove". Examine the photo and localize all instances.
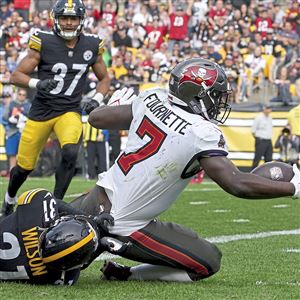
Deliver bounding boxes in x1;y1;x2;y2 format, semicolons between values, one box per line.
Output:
8;115;19;124
107;87;136;106
290;164;300;199
16;113;28;131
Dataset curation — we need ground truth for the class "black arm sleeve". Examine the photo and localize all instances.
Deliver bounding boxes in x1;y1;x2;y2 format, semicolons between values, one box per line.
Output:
55;198;87;216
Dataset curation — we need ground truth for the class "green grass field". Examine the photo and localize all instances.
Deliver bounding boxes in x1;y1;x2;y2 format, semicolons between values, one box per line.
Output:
0;176;299;300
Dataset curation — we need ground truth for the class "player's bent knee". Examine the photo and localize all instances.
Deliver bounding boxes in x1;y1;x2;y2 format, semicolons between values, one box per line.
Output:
188;244;222;281
61;144;79;166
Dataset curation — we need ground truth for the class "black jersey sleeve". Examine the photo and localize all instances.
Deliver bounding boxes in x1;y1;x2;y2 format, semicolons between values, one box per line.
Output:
55;198;89;216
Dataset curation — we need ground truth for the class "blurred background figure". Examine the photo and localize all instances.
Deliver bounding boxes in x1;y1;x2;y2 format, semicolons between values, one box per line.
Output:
251;105;273;170
3;88;30;172
271;66;293;106
274;127;299;167
84;122;109;180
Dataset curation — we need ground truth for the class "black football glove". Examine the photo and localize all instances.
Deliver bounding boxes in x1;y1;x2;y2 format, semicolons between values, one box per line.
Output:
36;79;57;92
83;99;100;114
93;212;114;234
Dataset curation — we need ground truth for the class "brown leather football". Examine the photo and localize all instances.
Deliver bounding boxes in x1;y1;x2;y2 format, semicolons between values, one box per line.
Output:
250;161;294;182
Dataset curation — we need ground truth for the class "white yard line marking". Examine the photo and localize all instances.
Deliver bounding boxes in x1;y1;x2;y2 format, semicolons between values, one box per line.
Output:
189;181;216;185
283;248;300;253
185;188;220;192
189;201;209;205
272;204;289;208
207;229;300;244
95;229;300;261
212;209;231;213
232;219;250;223
64;193;83;198
256;280;300;287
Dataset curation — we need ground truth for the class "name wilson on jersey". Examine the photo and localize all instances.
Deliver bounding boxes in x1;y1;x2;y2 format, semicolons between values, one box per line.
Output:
22;227;48;276
144;93;192;135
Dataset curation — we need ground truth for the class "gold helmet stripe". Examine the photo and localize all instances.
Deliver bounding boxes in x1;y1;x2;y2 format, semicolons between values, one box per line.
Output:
68;0;73;9
43;231;95;263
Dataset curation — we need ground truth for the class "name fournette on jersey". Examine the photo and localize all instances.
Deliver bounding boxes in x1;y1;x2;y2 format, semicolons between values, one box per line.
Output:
144;93;192;135
21;227;48;276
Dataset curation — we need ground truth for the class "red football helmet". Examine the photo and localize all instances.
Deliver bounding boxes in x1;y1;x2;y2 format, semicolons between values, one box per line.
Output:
168;58;232;123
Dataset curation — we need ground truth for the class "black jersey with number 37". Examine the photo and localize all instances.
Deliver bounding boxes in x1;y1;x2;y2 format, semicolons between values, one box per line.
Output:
0;189;80;285
28;31;104;121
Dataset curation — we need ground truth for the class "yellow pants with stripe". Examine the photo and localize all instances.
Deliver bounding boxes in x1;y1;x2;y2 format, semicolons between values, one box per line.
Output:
18;112;82;170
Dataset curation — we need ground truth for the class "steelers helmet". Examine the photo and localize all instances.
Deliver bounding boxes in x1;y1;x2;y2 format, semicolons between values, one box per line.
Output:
52;0;86;40
168;58;232;124
39;215;98;271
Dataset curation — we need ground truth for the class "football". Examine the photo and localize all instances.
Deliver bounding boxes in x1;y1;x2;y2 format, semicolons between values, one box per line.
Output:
250;161;294;182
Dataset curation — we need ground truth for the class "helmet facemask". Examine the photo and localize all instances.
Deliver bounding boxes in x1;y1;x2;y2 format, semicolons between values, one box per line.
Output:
190;87;232;124
54;16;84;40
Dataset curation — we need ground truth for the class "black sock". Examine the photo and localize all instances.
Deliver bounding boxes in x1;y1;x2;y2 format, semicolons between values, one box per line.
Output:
54;143;80;199
7;165;32;198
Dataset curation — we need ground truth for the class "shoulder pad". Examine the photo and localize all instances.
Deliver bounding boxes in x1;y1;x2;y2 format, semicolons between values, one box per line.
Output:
139;87;167;98
82;33;105;55
17;188;48;205
29;30;54;52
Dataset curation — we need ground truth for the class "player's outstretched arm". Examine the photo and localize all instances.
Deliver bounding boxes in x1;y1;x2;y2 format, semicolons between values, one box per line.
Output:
89;104;133;130
200;156;295;199
10;49;40;88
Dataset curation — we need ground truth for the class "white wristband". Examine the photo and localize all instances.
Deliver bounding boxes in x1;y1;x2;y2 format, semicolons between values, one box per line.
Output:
92;92;104;105
28;78;40;89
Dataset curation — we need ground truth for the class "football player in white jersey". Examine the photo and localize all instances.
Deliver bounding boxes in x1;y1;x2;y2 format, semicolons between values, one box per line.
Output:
71;58;300;282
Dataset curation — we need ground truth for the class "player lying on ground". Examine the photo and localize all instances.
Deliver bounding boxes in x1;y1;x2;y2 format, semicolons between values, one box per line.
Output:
0;189;113;285
70;58;300;282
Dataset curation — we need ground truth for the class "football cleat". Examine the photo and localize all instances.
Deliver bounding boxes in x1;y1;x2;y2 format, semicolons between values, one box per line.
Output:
101;261;131;281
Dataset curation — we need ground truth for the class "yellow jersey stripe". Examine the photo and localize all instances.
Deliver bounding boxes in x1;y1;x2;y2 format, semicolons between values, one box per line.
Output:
43;231;95;263
30;35;41;44
98;40;105;55
29;39;41;52
18;188;46;205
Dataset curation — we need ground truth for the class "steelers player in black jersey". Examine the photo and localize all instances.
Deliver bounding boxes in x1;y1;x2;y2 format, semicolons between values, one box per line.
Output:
0;0;110;219
0;188;114;285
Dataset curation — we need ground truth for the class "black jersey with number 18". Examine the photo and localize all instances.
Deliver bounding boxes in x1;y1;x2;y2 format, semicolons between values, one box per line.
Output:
28;31;104;121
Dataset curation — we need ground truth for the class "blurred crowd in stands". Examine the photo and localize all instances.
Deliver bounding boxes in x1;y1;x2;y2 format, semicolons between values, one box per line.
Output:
0;0;299;176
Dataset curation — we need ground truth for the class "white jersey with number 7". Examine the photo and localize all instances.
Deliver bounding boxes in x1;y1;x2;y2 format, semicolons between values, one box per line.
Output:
97;88;228;236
